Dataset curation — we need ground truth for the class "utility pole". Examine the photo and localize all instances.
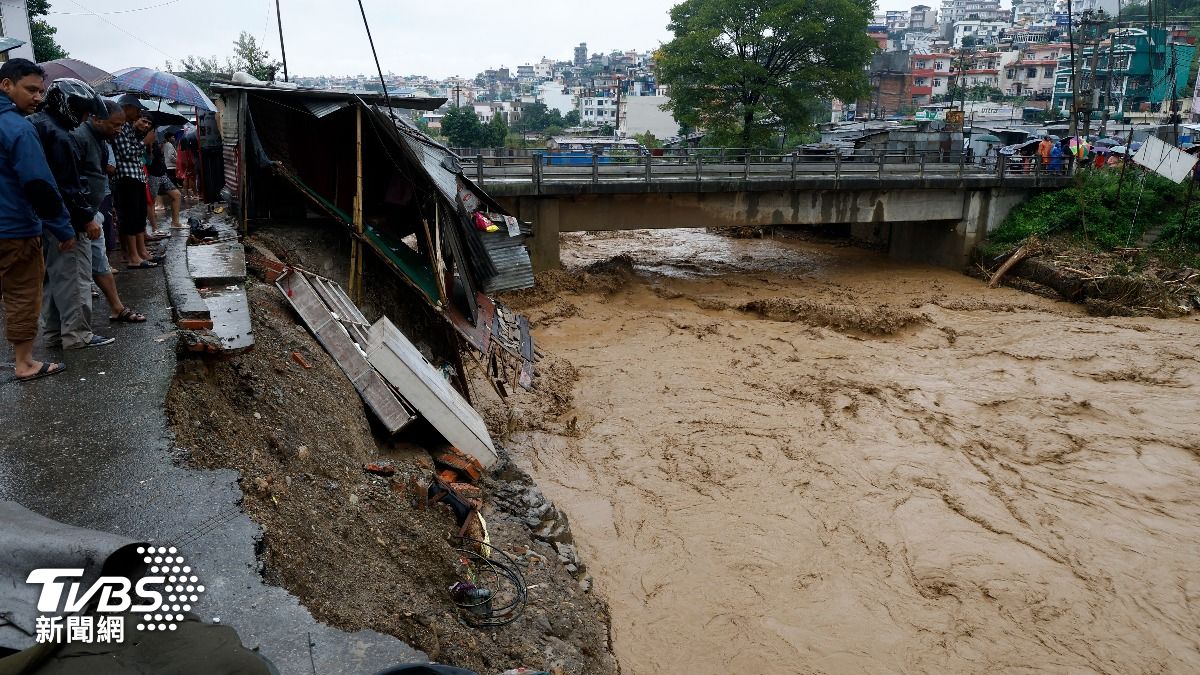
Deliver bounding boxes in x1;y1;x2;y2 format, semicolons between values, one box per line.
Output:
275;0;289;81
1100;30;1116;137
1079;10;1109;142
1067;0;1080;140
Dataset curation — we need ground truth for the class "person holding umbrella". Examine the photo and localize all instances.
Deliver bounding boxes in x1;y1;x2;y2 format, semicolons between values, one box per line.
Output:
111;94;159;268
72;98;145;324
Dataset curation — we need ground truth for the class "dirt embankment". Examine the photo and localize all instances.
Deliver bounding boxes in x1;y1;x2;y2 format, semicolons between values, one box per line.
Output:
166;247;616;673
496;229;1200;675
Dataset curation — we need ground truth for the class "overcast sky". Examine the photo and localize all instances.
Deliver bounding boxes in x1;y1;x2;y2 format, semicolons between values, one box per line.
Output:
45;0;919;79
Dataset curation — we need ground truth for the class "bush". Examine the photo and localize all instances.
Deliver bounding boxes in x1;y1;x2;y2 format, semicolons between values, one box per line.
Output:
988;170;1188;254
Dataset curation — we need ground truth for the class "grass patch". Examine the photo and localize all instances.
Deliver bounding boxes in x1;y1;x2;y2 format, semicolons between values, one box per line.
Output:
985;170;1191;257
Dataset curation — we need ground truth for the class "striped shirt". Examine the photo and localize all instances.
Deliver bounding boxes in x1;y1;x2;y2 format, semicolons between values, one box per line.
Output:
111;122;145;182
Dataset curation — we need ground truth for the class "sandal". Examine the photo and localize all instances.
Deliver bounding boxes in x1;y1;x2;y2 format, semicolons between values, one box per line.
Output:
127;260;159;269
110;307;147;323
148;231;170;240
17;361;66;383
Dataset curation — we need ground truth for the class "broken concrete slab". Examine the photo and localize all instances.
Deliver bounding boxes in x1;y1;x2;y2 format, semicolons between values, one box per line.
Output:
188;241;247;286
163;230;212;326
200;286;255;354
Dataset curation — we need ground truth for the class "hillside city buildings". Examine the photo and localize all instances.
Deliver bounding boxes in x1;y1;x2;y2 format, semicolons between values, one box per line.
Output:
282;0;1197;147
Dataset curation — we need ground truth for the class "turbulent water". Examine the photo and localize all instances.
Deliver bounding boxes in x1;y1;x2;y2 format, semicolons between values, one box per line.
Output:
508;229;1200;675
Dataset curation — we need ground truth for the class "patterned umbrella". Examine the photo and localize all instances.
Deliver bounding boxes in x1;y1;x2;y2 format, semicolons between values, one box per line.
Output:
38;58;114;91
111;67;216;112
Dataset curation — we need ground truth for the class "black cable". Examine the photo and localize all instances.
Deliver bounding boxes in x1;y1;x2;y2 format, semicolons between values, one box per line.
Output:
448;535;528;628
355;0;395;120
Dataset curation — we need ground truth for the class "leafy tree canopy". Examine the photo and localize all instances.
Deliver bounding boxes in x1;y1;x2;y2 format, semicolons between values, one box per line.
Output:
171;32;281;93
441;106;509;148
28;0;68;62
657;0;877;148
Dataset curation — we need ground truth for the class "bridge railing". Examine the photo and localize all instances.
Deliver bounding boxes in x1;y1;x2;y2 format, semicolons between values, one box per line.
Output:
457;149;1078;190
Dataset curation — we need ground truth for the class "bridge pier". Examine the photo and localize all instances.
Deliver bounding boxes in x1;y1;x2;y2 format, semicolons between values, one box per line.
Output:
531;199;561;272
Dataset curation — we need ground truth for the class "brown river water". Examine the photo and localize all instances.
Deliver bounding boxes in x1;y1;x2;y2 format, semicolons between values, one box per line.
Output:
504;229;1200;675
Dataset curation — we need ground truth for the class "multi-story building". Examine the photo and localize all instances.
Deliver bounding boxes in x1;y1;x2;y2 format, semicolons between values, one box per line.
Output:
579;95;618;124
911;52;956;100
573;43;588;67
886;10;910;31
951;19;1009;47
909;5;937;30
1001;45;1063;98
1013;0;1055;24
1052;28;1196;115
941;0;1008;39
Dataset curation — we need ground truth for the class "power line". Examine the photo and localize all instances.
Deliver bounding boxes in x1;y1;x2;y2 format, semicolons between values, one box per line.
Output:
47;0;185;15
64;0;177;62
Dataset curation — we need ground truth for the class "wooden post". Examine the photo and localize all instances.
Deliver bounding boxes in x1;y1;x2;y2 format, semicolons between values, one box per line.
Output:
476;154;484;184
351;104;365;304
792;151;800;181
743;152;751;180
645;153;652;183
695;154;702;182
591;153;599;183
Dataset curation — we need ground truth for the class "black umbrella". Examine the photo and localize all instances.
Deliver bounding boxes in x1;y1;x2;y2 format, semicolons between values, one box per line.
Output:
138;99;187;126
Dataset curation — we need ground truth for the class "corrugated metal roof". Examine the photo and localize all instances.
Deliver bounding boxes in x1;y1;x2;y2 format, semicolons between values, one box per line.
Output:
303;99;349;118
400;133;461;206
480;229;534;293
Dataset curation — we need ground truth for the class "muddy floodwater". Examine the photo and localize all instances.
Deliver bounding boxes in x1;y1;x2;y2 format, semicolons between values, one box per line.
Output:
507;229;1200;674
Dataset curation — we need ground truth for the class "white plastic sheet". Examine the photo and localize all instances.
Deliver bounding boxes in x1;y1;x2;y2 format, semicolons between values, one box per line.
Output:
1132;136;1198;184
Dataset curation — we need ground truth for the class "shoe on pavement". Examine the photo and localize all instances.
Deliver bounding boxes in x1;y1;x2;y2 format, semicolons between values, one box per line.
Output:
68;334;116;349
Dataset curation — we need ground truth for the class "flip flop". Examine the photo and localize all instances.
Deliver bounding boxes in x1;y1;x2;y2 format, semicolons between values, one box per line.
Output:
110;307;147;323
127;260;159;269
17;361;66;383
148;231;170;240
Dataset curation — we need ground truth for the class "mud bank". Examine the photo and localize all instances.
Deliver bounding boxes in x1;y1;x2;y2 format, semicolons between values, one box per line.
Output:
166;228;616;674
502;229;1200;674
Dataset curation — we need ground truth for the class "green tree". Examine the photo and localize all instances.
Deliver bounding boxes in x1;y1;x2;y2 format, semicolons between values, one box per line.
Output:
27;0;68;62
173;32;280;93
657;0;876;148
487;112;509;147
230;32;280;81
441;105;487;147
633;131;663;149
598;122;615;137
564;109;581;126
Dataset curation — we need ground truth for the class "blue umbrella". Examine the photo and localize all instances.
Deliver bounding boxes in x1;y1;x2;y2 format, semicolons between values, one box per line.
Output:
111;67;215;112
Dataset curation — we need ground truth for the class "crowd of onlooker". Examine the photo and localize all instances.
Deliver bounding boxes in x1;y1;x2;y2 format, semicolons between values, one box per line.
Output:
0;58;194;382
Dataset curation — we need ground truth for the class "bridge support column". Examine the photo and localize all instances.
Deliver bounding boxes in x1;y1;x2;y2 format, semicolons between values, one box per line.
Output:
530;199;561;272
886;188;1027;268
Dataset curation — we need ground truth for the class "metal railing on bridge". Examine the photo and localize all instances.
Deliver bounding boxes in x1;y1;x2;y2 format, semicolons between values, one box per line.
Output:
456;149;1077;191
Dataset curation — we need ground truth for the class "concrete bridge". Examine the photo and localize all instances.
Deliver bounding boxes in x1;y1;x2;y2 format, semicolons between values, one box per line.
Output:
473;153;1072;271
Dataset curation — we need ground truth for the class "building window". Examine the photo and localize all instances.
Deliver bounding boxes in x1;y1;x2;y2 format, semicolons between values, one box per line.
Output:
1027;68;1037;78
1044;66;1054;77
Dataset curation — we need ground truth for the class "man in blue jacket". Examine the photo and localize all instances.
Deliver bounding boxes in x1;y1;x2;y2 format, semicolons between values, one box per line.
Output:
0;59;76;381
